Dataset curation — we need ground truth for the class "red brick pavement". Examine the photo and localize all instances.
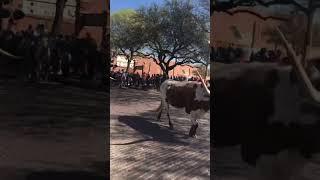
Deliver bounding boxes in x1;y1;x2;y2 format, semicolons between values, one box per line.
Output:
110;87;210;180
0;82;107;179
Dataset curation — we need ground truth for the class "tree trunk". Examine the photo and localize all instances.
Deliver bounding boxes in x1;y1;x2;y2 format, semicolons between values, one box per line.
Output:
126;58;131;72
302;0;315;67
249;21;256;60
164;69;169;77
74;0;81;36
133;60;136;73
51;0;67;35
250;21;256;49
159;63;169;77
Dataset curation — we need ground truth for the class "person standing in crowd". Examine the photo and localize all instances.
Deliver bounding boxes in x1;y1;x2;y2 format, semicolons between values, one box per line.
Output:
120;70;127;88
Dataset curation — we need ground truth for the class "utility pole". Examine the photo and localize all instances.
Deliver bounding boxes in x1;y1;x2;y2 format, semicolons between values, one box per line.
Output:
100;0;109;86
249;21;256;61
74;0;81;36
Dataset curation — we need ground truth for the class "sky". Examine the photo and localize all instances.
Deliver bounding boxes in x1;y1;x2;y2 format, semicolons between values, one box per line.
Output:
110;0;165;14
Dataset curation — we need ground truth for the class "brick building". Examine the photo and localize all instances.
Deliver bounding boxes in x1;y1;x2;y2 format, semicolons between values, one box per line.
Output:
211;8;284;51
211;9;320;60
112;55;199;77
2;0;108;45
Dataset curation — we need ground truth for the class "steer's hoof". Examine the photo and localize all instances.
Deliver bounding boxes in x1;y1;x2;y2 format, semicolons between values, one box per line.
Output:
188;124;198;138
189;129;195;137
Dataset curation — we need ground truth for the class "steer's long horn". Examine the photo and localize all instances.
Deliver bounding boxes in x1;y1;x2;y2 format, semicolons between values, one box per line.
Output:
0;48;23;60
196;70;210;95
275;26;320;102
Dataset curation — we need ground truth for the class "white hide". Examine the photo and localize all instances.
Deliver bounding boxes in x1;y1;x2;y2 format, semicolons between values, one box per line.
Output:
158;80;208;133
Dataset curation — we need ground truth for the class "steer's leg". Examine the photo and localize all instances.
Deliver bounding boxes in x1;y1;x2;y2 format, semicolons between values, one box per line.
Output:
189;118;198;137
156;100;163;121
165;102;173;129
189;111;199;137
190;110;203;137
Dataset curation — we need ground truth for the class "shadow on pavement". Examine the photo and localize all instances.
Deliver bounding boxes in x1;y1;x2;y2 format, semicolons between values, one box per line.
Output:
117;115;190;145
26;171;105;180
111;87;160;105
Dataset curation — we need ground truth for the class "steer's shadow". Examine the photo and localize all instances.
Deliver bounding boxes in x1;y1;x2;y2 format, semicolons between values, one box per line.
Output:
118;115;189;145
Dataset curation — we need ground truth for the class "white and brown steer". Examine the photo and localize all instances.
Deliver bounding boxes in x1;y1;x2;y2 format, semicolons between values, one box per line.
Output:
214;26;320;180
156;77;210;137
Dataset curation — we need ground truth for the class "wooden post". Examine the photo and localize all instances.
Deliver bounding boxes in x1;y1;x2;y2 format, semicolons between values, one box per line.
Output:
74;0;81;36
250;21;256;60
302;0;314;67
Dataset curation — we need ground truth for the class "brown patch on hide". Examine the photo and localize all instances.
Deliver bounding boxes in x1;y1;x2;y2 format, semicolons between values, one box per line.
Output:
166;82;210;114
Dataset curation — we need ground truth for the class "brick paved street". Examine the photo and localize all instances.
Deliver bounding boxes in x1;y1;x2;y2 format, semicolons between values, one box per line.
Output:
213;146;320;180
0;80;107;179
110;87;210;180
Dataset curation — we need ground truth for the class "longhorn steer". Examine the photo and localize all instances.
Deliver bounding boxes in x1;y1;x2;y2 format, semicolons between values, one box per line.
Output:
213;27;320;180
156;78;210;137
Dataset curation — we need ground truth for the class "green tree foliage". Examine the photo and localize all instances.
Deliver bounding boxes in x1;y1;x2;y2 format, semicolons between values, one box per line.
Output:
136;0;209;76
111;9;145;72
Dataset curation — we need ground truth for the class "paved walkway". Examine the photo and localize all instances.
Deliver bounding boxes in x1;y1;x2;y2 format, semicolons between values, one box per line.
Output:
110;87;210;180
0;80;107;179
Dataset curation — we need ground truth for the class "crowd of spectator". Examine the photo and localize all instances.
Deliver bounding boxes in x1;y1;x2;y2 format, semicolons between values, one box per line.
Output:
111;70;202;90
212;45;284;63
250;48;282;63
0;24;107;84
212;45;244;63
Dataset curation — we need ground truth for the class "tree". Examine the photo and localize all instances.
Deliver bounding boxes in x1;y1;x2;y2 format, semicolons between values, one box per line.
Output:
51;0;67;35
197;0;210;77
136;0;209;76
111;9;145;72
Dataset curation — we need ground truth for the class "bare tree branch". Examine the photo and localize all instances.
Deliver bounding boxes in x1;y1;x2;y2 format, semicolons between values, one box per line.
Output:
225;9;289;21
253;0;308;13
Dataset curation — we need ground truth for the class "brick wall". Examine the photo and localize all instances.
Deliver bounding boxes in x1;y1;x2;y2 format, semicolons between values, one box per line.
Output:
112;56;199;77
3;0;107;45
211;10;282;50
